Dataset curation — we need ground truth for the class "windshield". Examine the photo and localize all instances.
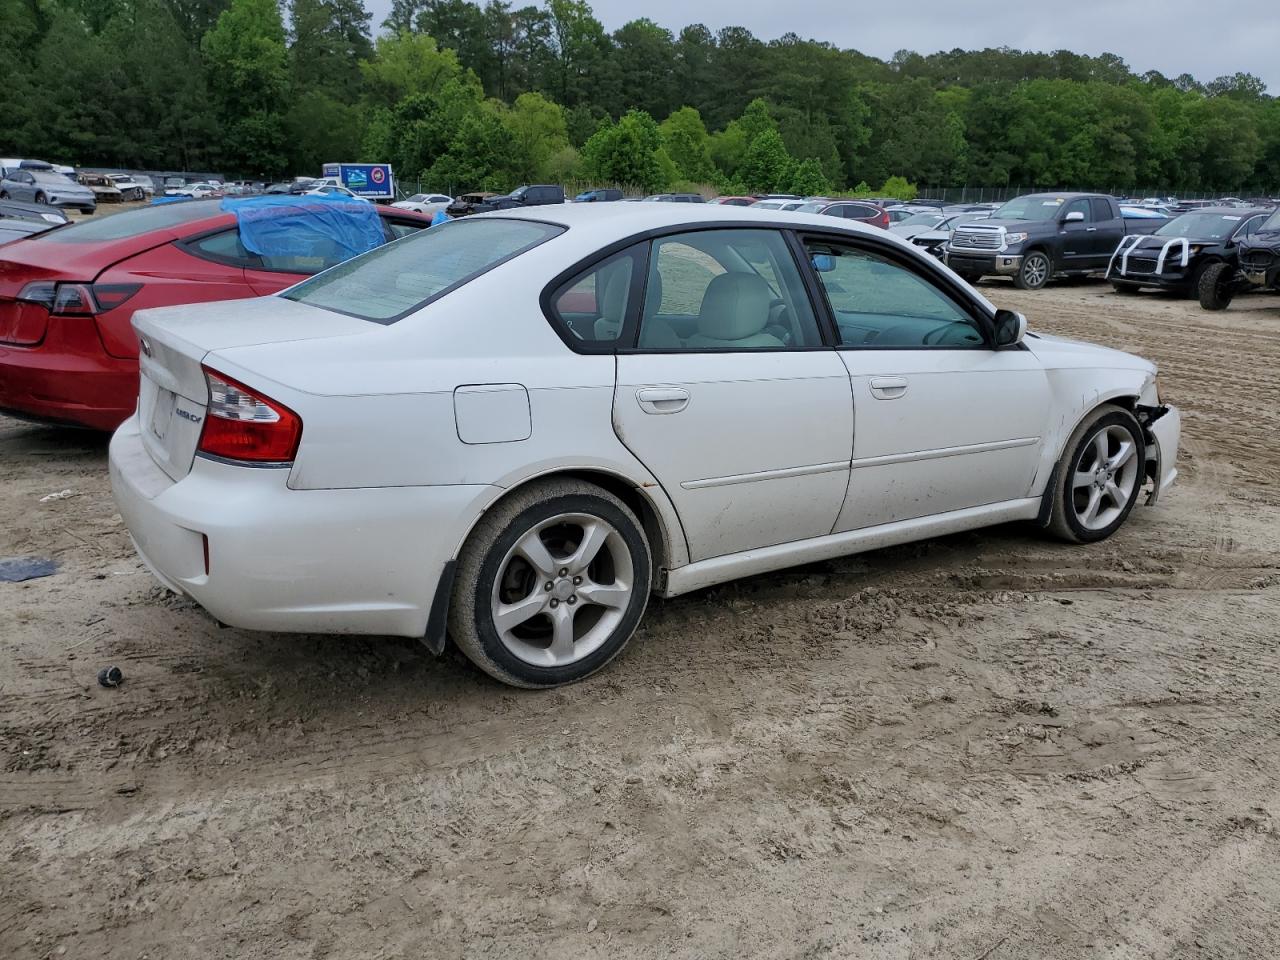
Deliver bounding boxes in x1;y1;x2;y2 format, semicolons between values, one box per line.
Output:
796;201;828;214
32;199;219;242
1155;212;1247;240
898;213;944;227
31;171;77;186
990;196;1065;221
282;217;563;324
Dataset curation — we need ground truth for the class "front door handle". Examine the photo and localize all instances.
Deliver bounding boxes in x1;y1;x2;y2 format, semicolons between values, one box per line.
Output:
869;376;908;400
636;386;690;414
1086;226;1098;232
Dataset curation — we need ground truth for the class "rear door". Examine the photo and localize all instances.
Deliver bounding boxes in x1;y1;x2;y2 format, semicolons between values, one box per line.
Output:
1088;198;1125;264
606;228;854;562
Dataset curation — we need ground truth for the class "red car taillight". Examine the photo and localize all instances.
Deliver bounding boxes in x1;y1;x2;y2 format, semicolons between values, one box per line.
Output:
197;366;302;463
16;281;141;315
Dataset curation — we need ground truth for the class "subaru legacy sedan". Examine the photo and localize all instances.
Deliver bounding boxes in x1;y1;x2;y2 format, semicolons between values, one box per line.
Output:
110;204;1180;688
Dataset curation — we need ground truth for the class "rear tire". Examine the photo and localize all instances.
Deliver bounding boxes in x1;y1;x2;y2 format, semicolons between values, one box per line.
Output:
449;479;652;688
34;192;46;205
1198;261;1234;310
1048;405;1146;544
1013;250;1051;290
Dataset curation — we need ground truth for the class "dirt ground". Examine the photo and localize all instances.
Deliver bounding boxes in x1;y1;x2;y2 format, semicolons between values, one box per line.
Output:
2;279;1278;960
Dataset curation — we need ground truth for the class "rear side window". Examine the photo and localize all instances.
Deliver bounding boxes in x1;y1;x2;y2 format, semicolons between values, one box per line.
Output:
283;217;563;323
547;247;643;349
36;200;220;242
1090;198;1113;220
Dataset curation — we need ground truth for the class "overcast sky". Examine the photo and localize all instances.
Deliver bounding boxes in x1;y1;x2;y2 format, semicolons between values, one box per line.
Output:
363;0;1278;93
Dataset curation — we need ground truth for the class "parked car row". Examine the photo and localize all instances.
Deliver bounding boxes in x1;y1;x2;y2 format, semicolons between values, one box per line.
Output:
0;160;98;214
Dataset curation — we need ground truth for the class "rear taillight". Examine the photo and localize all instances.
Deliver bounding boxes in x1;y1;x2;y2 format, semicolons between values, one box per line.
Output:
15;280;140;315
197;366;302;464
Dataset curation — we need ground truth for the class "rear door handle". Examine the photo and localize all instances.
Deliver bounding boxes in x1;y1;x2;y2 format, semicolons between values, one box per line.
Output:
869;376;908;400
1086;227;1098;232
636;386;690;414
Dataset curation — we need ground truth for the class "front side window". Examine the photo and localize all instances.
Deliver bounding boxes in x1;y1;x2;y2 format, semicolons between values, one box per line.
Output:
283;216;562;323
635;229;821;351
1062;198;1093;223
805;240;985;349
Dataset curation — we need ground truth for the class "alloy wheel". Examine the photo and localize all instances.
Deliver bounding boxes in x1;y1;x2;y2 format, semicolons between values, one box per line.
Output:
490;512;635;668
1070;425;1141;531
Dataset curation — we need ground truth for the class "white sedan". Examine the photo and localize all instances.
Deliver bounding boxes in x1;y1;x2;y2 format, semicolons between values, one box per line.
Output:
393;193;453;216
110;204;1180;688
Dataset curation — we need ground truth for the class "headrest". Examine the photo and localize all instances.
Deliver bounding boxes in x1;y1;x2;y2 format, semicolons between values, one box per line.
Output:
696;272;772;341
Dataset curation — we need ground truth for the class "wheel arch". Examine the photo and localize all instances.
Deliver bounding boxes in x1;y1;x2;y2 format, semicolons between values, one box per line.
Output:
1034;393;1142;527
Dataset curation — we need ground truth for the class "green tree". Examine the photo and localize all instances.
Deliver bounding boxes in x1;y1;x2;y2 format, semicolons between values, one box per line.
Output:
503;90;569;180
425;106;519;190
789;157;830;196
659;106;716;183
738;128;794;193
580;110;666;191
201;0;290;174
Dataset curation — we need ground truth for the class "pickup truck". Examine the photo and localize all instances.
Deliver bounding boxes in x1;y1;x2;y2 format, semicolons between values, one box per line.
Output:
945;192;1163;289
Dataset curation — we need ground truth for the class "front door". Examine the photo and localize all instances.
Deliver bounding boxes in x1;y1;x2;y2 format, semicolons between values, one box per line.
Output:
802;237;1052;531
611;228;854;561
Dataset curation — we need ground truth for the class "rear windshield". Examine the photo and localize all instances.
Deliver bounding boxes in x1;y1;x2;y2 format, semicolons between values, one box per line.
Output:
281;216;563;323
33;199;220;242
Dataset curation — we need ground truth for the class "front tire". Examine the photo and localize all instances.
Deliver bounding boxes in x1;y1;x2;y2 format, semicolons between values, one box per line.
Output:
449;479;652;688
1111;281;1140;295
1198;261;1235;311
1014;250;1051;290
1048;405;1146;544
34;192;46;205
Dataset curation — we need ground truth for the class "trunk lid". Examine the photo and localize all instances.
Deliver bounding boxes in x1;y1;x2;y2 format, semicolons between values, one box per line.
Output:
132;296;375;481
0;228;188;346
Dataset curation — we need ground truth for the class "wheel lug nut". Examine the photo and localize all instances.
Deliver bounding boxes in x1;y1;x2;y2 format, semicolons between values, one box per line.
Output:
573;576;582;585
549;599;559;608
544;582;554;591
567;596;577;605
558;568;568;577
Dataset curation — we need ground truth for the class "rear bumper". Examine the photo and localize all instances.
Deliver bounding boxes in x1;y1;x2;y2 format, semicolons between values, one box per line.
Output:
0;315;137;430
946;251;1024;276
109;416;498;638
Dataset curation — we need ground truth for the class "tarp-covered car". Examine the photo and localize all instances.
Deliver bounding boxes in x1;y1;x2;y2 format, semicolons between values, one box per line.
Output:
0;196;430;429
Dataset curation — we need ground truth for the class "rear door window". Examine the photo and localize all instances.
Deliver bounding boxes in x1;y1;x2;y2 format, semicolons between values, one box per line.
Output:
283;217;563;323
1090;198;1113;221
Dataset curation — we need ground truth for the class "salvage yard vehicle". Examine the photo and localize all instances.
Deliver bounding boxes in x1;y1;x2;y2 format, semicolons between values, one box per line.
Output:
794;198;891;229
946;193;1164;289
0;197;431;430
107;204;1180;689
0;163;96;213
1198;205;1280;310
109;173;149;201
1108;206;1269;297
895;211;991;259
0;198;69;226
78;173;124;203
393;192;453;215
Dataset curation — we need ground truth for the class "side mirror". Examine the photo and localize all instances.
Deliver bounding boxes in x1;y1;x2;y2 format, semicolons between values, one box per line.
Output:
993;309;1027;348
1063;211;1085;223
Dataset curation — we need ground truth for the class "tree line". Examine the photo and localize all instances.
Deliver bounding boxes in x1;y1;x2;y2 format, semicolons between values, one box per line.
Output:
2;0;1278;195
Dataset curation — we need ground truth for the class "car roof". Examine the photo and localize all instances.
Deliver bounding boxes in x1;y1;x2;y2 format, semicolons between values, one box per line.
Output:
1169;206;1268;218
475;201;911;263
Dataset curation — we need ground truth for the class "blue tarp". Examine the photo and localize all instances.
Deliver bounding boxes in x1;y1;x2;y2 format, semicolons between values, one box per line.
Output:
219;194;385;262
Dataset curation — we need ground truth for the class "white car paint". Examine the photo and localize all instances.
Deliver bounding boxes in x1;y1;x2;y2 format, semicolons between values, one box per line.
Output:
110;203;1180;663
393;194;453;216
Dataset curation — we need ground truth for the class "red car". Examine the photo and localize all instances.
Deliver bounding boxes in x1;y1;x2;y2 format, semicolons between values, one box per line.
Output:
793;198;892;230
0;199;430;430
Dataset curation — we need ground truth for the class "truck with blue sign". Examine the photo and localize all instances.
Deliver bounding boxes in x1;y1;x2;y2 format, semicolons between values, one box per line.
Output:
321;162;395;201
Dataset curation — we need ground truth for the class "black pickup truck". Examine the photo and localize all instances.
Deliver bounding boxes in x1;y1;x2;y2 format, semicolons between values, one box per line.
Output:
945;192;1163;289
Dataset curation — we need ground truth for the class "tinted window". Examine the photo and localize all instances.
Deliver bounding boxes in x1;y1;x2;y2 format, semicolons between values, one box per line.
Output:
548;248;640;346
846;204;878;220
35;199;219;242
385;218;426;241
189;228;255;264
806;240;984;348
283;217;562;323
1090;198;1113;220
990;196;1065;221
636;229;821;351
1062;199;1092;222
1156;212;1250;241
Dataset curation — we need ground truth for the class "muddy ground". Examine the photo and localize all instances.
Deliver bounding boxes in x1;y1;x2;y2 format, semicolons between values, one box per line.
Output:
2;281;1278;959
